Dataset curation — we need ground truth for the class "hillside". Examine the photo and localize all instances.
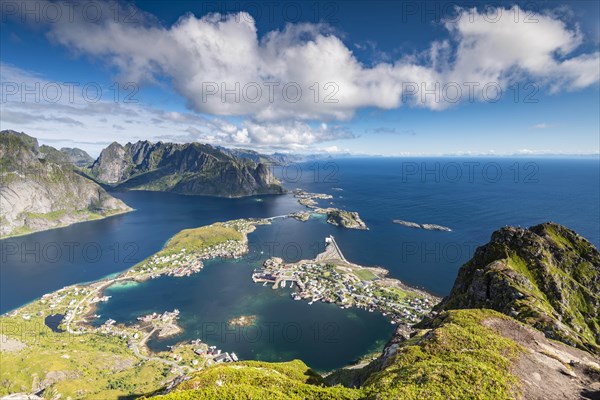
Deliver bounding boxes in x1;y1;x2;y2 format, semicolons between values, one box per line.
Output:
0;130;132;238
88;140;284;197
154;222;600;399
439;222;600;354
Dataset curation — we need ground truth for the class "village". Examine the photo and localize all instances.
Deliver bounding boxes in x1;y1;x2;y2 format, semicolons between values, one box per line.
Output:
252;236;438;324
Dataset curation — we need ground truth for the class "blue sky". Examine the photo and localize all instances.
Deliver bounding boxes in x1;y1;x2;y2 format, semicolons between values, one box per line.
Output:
1;0;599;156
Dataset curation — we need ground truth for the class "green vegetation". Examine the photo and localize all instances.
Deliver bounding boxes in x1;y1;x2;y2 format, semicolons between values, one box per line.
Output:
148;310;522;400
23;210;67;221
164;224;243;255
354;269;377;281
363;309;522;399
149;360;363;400
0;315;171;399
442;222;600;354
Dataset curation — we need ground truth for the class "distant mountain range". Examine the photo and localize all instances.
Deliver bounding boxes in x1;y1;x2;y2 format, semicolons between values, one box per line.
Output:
86;140;284;197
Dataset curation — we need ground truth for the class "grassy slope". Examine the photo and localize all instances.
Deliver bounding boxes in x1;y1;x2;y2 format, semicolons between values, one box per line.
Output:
163;224;243;255
148;309;522;400
442;223;600;354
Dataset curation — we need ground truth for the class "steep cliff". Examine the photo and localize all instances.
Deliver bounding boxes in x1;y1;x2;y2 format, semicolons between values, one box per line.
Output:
0;130;132;238
88;140;283;197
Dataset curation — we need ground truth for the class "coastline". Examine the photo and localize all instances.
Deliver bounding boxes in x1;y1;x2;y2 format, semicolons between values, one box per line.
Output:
253;235;441;325
0;207;135;240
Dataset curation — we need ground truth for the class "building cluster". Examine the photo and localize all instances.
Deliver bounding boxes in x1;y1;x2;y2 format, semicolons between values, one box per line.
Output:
128;238;248;280
253;258;433;324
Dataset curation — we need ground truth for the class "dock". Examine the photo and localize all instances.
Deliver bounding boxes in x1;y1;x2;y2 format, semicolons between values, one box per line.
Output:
316;235;349;264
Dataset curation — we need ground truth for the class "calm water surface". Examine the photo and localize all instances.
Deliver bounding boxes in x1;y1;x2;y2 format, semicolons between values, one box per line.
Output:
2;157;598;370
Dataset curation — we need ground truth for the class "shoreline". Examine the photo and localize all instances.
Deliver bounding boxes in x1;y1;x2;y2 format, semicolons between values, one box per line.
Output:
0;207;135;240
253;235;441;325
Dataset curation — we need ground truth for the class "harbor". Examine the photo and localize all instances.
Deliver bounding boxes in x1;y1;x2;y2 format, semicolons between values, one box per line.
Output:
252;235;439;324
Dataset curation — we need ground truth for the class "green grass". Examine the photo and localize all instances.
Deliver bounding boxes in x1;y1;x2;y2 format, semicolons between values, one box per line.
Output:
149;360;363;400
363;309;522;399
0;316;170;399
23;210;67;221
163;223;243;255
354;269;377;281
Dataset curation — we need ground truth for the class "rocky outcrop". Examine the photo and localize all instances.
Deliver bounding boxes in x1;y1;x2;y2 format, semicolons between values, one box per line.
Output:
58;147;95;167
0;130;132;238
38;145;94;167
326;209;368;230
439;222;600;354
88;140;283;197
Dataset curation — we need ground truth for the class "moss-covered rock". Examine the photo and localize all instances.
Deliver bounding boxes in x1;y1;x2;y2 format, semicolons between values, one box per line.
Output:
439;222;600;354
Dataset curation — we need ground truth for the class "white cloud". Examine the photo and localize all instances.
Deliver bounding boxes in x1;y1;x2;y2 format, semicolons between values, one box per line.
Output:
0;63;351;154
530;123;553;129
24;2;597;118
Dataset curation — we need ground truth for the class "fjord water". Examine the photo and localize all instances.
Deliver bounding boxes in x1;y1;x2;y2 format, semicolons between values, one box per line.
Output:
1;158;598;371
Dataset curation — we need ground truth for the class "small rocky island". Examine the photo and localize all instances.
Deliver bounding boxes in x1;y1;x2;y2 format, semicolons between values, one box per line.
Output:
293;190;368;230
393;219;452;231
228;315;257;327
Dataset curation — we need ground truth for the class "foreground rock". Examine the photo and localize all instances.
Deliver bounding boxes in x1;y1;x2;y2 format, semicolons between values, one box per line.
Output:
440;222;600;354
0;130;132;238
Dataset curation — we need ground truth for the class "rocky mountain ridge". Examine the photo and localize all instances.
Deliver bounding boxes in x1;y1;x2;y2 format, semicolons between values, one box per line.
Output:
88;140;283;197
0;130;132;238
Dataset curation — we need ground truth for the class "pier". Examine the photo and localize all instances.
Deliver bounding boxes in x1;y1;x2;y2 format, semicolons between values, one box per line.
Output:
317;235;349;264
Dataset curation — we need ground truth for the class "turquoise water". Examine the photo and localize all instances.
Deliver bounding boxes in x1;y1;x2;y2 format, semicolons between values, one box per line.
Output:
1;157;598;370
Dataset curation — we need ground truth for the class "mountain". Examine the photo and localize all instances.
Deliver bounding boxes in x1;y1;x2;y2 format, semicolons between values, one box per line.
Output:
38;145;94;167
154;222;600;399
0;130;132;238
88;141;284;197
59;147;95;167
439;222;600;354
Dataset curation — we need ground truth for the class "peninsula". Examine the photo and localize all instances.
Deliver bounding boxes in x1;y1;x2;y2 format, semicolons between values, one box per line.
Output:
252;235;439;324
0;217;270;398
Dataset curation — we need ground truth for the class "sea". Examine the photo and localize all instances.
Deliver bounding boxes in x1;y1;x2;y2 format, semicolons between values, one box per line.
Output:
1;157;598;371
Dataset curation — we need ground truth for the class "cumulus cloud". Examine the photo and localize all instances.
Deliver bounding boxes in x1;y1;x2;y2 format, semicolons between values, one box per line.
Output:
0;63;351;154
30;2;598;118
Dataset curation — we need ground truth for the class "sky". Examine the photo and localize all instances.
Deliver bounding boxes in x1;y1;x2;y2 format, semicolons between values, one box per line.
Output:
0;0;599;157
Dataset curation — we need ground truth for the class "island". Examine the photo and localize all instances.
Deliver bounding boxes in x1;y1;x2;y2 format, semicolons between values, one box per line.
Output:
228;315;257;327
252;235;439;324
292;190;368;230
393;219;452;231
